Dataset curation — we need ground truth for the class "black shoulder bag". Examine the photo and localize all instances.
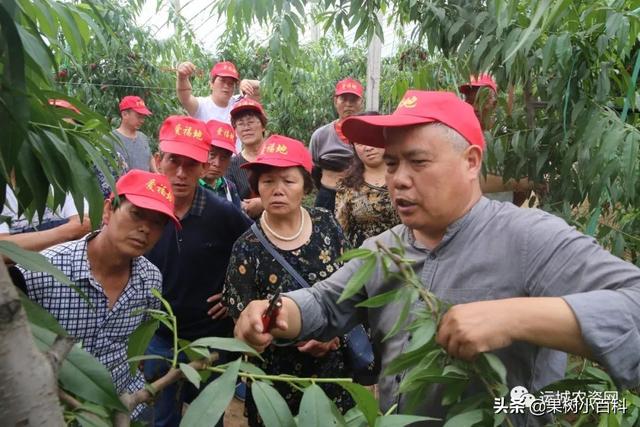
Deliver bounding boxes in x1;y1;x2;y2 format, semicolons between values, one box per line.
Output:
251;223;377;384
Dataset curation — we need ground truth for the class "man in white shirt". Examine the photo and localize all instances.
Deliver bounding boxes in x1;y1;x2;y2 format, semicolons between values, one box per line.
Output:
175;60;260;123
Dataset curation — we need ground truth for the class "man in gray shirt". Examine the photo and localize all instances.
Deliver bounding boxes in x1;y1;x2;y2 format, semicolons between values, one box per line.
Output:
112;95;153;171
231;90;640;425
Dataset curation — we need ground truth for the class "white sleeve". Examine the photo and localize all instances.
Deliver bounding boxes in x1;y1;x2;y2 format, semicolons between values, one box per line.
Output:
60;194;88;218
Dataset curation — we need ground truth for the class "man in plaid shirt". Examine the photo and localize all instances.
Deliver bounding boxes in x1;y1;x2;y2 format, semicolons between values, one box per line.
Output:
19;170;181;417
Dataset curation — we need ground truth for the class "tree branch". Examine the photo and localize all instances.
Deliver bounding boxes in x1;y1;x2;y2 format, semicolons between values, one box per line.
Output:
46;336;75;376
113;352;219;427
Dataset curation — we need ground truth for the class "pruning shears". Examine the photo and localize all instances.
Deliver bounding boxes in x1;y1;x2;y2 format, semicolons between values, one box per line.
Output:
261;291;283;333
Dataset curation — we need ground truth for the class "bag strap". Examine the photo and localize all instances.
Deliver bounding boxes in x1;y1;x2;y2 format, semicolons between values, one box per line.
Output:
251;223;311;289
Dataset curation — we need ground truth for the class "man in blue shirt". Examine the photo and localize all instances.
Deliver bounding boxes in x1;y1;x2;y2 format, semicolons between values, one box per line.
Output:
144;115;251;426
20;169;181;419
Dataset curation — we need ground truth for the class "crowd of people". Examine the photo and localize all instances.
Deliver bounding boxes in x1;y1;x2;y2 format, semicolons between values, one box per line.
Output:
4;59;640;427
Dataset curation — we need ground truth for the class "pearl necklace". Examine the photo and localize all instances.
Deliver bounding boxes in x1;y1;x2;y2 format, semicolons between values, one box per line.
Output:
261;207;305;241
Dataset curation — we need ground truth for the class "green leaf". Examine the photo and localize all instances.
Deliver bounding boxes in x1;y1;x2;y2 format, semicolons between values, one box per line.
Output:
127;319;158;375
252;381;296;427
75;411;112;427
382;289;417;341
344;407;367;427
179;343;211;362
18;289;68;336
503;0;550;62
404;318;436;352
442;408;485;427
30;324;126;412
338;254;377;303
126;355;166;364
188;337;260;357
298;383;346;426
0;241;72;285
356;288;402;308
339;248;374;262
585;207;602;236
479;353;507;385
180;357;241;426
339;382;379;426
179;363;201;389
375;414;439;427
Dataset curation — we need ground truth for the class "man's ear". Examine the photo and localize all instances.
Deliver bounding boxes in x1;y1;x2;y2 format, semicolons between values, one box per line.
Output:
102;199;113;225
465;145;484;177
154;152;163;173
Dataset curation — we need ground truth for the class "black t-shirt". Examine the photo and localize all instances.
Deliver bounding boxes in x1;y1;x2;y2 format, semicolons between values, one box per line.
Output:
146;186;252;341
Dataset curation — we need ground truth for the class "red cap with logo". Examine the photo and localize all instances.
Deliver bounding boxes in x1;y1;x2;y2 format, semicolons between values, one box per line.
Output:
241;135;312;173
206;120;236;154
210;61;239;81
459;74;497;94
342;90;485;150
230;98;268;124
119;96;152;116
115;170;181;229
48;99;81;114
159;116;212;163
335;78;364;97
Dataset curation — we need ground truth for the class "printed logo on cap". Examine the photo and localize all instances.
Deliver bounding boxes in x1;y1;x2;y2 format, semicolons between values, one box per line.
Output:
174;123;205;141
262;142;289;155
398;95;418;109
145;178;174;203
216;126;234;141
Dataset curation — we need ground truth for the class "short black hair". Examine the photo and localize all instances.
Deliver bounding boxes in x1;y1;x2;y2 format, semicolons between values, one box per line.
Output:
109;194;128;210
248;165;314;196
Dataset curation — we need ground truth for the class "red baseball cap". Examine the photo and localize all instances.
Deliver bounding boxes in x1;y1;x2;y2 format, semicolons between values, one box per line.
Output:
230;98;268;124
119;96;152;116
206;120;236;154
48;99;80;114
341;90;485;150
459;74;497;94
159;116;211;163
241;135;312;173
210;61;239;81
115;170;181;229
335;78;363;97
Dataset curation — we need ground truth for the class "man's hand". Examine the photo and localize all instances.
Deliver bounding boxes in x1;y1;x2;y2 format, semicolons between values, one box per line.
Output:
241;197;264;218
206;292;229;320
177;61;197;80
436;300;515;361
234;299;291;353
297;337;340;358
436;297;590;361
239;80;256;96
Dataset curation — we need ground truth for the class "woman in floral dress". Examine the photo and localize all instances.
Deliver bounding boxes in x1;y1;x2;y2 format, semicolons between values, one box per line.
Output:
223;135;354;425
335;138;401;248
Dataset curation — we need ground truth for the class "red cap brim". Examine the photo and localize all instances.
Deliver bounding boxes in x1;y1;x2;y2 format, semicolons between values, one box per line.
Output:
341;114;437;148
459;82;497;94
241;158;312;173
211;139;236;154
214;72;239;80
335;89;363;97
131;106;152;116
231;105;266;122
125;194;181;230
159;140;208;163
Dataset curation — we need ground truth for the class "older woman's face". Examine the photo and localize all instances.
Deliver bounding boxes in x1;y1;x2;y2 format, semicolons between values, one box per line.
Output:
234;113;265;147
258;167;305;217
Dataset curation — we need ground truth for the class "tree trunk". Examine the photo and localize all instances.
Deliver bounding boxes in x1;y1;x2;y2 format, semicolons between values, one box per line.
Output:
0;263;64;426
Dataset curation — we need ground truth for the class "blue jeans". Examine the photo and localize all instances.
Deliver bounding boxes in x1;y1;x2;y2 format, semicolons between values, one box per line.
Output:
142;334;225;427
